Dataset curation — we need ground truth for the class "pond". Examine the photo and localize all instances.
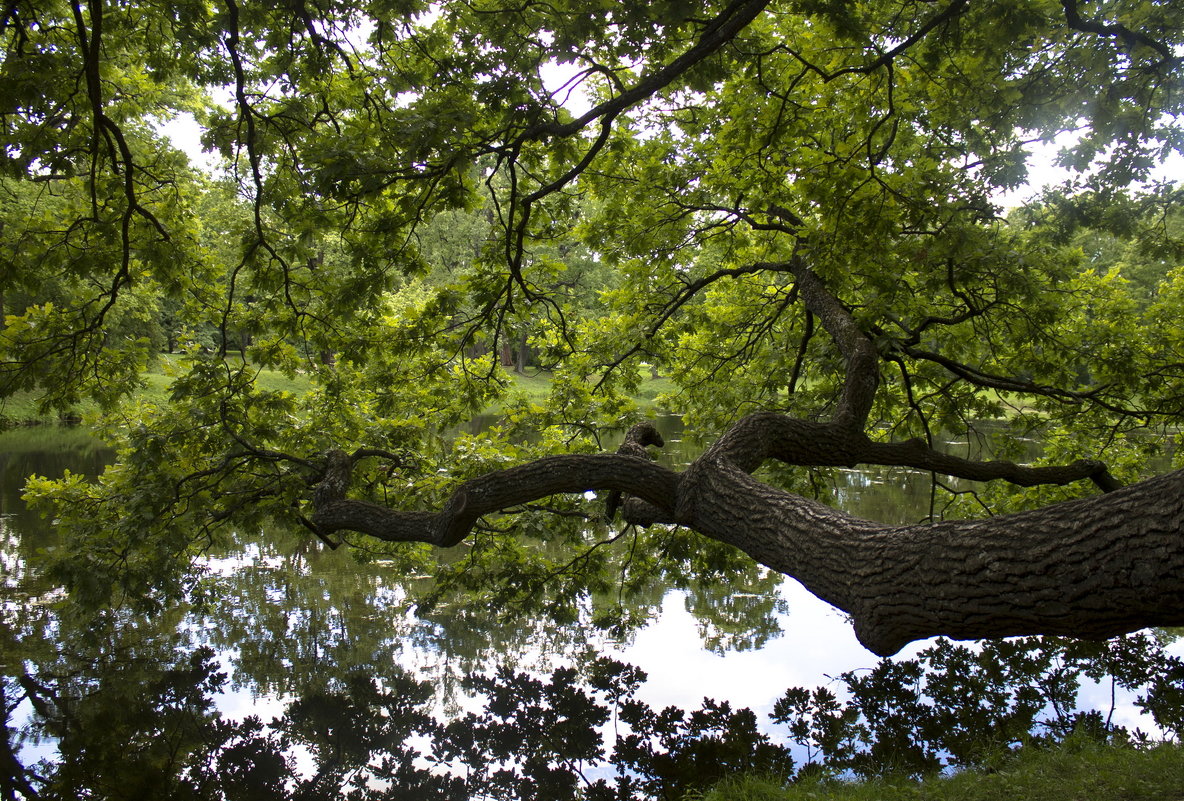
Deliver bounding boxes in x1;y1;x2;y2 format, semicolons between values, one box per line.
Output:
1;422;1178;796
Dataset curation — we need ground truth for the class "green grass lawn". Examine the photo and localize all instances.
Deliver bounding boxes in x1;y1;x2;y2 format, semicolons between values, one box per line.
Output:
504;370;554;401
0;361;674;427
507;368;676;406
0;354;314;426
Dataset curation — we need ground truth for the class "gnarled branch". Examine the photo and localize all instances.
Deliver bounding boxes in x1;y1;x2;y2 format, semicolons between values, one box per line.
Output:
311;451;680;547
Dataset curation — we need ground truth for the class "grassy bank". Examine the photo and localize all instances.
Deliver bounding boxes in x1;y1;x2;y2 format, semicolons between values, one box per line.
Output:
0;363;677;427
0;356;314;427
498;368;677;406
695;740;1184;801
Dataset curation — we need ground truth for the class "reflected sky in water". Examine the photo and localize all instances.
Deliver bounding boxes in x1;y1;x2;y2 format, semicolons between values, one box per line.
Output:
1;422;1178;781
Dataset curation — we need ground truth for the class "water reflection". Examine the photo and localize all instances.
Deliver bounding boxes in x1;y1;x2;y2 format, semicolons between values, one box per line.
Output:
0;427;110;541
1;421;1166;796
0;419;1022;707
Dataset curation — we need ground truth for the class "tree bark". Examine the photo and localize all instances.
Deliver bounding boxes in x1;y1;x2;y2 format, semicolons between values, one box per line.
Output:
674;455;1184;656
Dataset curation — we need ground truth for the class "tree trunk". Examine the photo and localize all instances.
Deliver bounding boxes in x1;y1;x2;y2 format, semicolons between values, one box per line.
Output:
674;456;1184;656
514;329;529;374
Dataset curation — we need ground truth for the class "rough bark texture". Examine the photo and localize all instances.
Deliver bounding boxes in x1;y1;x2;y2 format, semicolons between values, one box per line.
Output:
308;259;1180;656
313;450;679;547
676;455;1184;656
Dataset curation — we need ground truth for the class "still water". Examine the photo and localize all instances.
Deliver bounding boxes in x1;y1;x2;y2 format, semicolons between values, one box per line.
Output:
0;422;1173;789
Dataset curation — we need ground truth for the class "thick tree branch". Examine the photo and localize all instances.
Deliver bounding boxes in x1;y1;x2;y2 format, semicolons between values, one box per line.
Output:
684;458;1184;656
863;436;1122;492
306;402;1165;657
702;411;1120;492
605;422;665;522
303;247;1150;659
311;451;679;547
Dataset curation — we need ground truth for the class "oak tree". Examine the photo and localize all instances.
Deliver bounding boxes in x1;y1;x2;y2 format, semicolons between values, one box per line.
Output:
3;0;1184;654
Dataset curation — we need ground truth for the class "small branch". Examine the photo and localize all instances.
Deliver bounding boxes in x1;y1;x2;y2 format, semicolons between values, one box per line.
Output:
298;514;341;549
707;412;1121;492
900;344;1153;419
517;0;771;144
1061;0;1176;64
598;261;795;387
787;305;812;395
781;0;970;82
493;0;772;283
785;258;880;430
